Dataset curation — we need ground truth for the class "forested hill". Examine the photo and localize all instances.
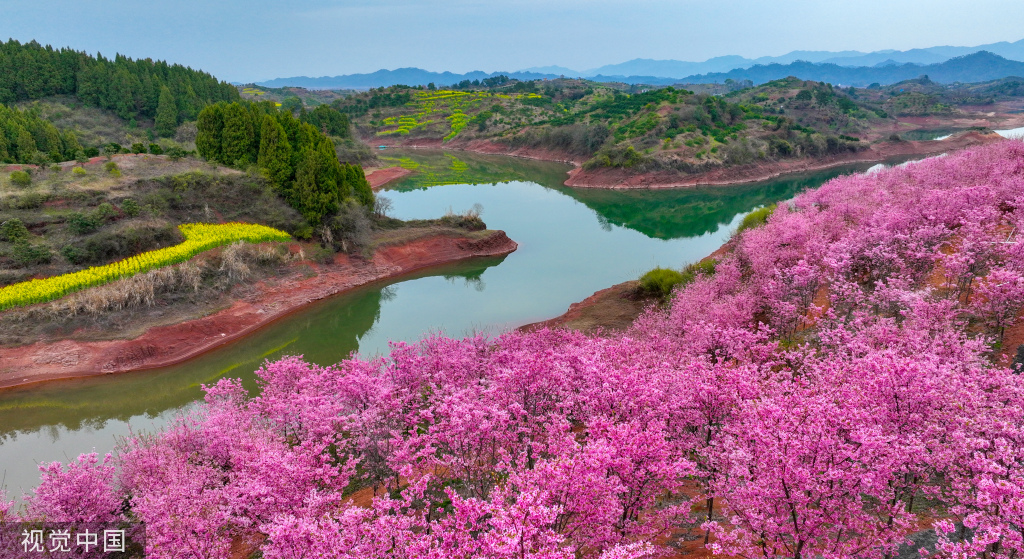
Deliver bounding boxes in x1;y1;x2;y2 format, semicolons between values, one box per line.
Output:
0;39;239;127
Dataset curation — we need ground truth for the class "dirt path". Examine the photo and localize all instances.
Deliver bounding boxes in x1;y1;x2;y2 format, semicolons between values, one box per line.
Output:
0;230;517;390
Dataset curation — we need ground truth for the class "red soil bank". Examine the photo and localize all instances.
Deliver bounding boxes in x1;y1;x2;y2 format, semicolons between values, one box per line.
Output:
365;166;414;190
0;230;517;390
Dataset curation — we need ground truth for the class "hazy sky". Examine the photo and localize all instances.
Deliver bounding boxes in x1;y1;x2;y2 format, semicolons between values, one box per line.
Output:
2;0;1024;82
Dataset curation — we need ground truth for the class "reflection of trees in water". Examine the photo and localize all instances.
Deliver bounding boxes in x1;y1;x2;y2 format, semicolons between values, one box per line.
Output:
380;150;572;192
444;263;487;292
556;166;876;240
381;149;878;241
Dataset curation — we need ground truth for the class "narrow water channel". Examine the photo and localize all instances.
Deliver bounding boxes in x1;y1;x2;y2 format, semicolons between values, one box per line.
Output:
0;150;885;499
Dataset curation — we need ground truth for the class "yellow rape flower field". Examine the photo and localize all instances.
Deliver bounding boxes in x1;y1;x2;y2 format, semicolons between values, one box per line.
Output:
0;222;291;311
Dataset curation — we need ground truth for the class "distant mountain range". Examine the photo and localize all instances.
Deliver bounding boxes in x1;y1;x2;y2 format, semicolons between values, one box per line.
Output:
253;38;1024;90
574;38;1024;78
676;51;1024;87
256;69;564;90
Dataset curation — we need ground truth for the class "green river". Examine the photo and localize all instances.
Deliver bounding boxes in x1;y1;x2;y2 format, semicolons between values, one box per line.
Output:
0;150;885;499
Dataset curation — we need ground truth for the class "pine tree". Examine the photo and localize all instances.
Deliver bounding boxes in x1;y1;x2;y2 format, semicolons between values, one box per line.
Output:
155;86;178;137
257;114;293;193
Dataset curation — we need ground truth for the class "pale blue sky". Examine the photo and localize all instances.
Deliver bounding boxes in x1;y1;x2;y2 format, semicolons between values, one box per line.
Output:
2;0;1023;82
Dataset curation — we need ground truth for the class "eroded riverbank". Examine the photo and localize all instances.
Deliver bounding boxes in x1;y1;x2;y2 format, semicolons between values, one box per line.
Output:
0;229;516;390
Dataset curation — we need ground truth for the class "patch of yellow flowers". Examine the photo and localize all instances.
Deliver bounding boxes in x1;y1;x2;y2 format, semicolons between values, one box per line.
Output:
0;222;291;311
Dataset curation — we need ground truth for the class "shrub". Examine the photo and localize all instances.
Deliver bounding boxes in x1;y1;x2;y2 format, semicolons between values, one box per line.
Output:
131;143;146;154
0;219;30;242
165;146;188;161
65;224;183;265
120;198;140;217
67;212;102;235
104;161;121;177
12;241;51;266
737;204;776;233
639;267;684;299
639;259;717;301
149;144;163;155
12;192;47;209
9;171;31;188
60;245;87;264
680;258;717;284
72;167;87;176
327;200;373;254
94;202;118;221
438;203;485;231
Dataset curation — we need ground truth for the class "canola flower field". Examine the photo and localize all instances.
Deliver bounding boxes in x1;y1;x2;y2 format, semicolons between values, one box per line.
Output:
0;222;291;311
377;90;543;140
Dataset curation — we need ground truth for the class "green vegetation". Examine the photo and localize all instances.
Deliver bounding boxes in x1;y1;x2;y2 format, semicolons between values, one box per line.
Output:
196;100;373;225
9;170;31;187
0;166;307;286
638;267;685;299
0;103;86;164
340;77;873;173
639;259;718;301
0;222;290;311
737;204;776;233
0;39;238;124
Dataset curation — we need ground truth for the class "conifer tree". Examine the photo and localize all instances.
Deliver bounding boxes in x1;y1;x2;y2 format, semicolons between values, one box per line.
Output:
292;141;340;225
196;104;225;162
15;126;36;162
155;86;178;137
257;114;293;194
220;103;255;166
61;130;82;160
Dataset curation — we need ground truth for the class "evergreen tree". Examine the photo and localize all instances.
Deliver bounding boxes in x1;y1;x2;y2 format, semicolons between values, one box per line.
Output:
348;164;375;207
15;126;36;162
292;141;340;225
61;130;82;161
155;86;178;137
196;104;225;162
0;130;9;162
220;103;255;166
257;114;293;193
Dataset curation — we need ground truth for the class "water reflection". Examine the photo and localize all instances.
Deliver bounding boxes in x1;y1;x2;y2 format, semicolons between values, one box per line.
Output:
0;257;507;441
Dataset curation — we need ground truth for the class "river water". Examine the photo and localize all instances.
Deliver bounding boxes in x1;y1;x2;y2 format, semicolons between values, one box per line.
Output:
0;149;888;500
